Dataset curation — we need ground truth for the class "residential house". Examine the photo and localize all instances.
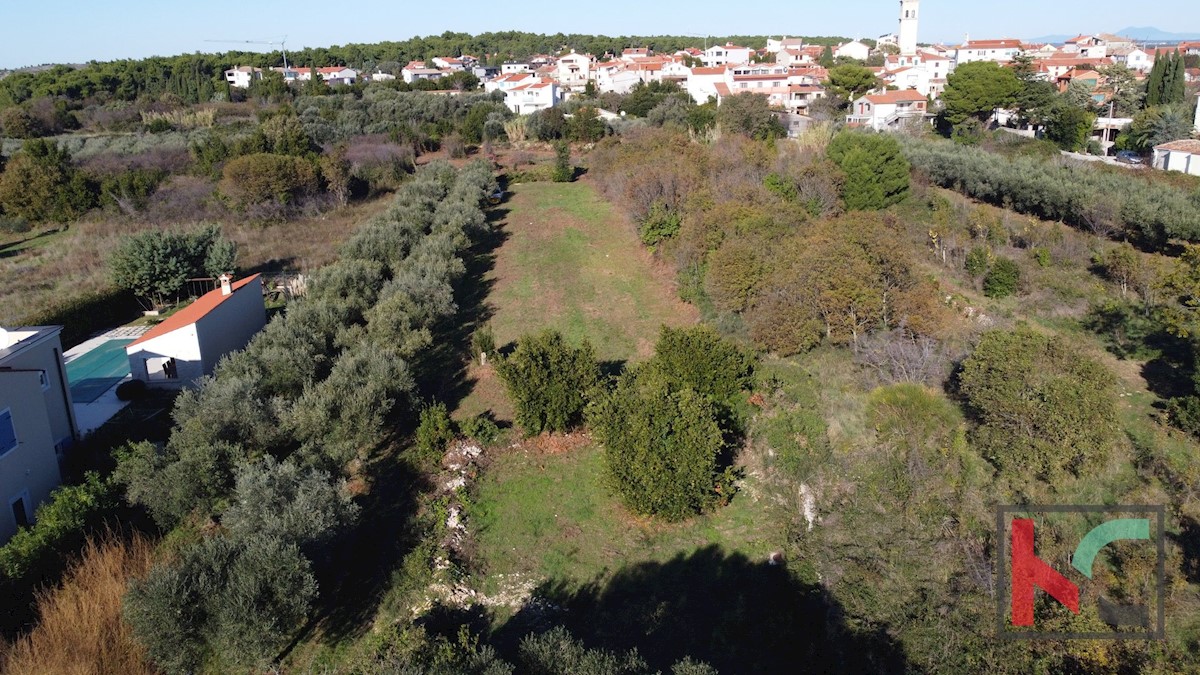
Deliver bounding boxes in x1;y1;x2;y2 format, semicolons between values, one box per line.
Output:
472;66;500;80
1180;42;1200;56
1108;45;1153;71
835;41;871;62
1039;56;1113;80
766;37;806;53
1062;35;1108;59
556;52;594;88
846;89;929;131
224;66;263;89
777;48;811;68
503;79;560;114
686;66;727;103
702;43;753;67
621;48;653;61
432;57;466;71
125;275;266;388
369;70;397;82
316;67;358;86
402;62;448;84
501;62;532;74
955;39;1023;64
1153;140;1200;176
0;326;77;542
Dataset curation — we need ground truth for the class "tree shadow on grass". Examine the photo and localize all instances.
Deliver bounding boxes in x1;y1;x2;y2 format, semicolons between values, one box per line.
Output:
418;211;509;411
490;544;911;674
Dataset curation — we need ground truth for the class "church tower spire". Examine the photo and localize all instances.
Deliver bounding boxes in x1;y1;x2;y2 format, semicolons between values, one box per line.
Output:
899;0;920;57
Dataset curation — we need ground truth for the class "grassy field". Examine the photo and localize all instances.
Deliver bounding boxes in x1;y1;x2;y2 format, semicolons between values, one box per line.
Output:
455;179;697;421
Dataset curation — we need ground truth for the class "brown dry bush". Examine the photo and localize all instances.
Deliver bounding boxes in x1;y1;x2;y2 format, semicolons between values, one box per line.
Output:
0;532;157;675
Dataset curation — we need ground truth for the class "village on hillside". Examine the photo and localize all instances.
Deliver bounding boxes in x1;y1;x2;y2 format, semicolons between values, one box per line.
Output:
223;0;1200;169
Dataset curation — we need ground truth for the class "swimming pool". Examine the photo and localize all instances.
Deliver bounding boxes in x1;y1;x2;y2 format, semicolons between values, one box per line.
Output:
66;339;134;404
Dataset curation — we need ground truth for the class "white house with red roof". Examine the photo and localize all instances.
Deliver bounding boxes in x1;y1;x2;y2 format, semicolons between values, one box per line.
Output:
125;275;266;388
556;52;594;87
955;39;1023;65
432;57;466;71
846;89;929;131
224;66;263;89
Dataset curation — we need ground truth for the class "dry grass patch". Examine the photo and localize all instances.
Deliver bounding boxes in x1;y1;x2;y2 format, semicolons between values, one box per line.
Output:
0;533;157;675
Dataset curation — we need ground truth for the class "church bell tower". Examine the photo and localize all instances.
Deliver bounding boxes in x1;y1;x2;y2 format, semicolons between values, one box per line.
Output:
899;0;920;57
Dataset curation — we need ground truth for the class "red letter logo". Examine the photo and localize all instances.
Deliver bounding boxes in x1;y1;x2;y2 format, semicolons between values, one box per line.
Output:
1011;519;1080;626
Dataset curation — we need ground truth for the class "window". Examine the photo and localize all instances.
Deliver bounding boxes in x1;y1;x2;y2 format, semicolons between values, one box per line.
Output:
0;409;16;457
39;370;49;391
11;495;30;529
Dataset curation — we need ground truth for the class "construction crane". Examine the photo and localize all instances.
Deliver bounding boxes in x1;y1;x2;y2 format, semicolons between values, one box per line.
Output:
205;36;291;69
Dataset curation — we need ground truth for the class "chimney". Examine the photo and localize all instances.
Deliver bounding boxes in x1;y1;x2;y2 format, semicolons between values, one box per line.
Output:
219;274;232;296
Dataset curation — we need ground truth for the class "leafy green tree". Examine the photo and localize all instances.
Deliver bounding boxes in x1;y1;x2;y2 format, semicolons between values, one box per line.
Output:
519;626;651;675
622;80;688;117
824;64;880;101
982;257;1020;298
0;106;45;138
415;402;456;462
567;106;606;142
705;239;766;313
940;61;1022;126
495;330;601;435
1147;51;1187;107
0;139;95;222
826;131;910;210
715;93;786;140
957;326;1119;479
303;66;327;95
109;225;237;308
1044;103;1096;152
1127;104;1195;151
589;364;732;521
124;535;317;674
1097;64;1145;116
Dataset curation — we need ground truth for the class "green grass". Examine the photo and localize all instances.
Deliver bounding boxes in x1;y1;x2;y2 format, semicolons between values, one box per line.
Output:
469;444;780;598
488;181;694;362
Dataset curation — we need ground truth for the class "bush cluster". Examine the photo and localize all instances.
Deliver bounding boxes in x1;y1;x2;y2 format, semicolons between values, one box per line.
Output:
901;135;1200;247
495;330;601;436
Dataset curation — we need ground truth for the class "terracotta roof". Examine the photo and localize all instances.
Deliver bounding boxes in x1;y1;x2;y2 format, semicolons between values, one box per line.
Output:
690;66;726;76
864;89;926;104
128;275;261;349
960;39;1023;49
714;82;732;97
1156;140;1200;153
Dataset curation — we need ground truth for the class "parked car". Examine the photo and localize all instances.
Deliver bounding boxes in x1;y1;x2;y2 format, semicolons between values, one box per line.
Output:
1115;151;1144;165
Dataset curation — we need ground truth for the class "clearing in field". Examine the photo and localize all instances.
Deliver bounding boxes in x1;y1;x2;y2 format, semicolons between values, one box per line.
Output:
455;180;697;421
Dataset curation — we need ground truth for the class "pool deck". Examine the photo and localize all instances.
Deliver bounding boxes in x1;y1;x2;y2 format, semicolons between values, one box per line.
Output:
65;327;150;435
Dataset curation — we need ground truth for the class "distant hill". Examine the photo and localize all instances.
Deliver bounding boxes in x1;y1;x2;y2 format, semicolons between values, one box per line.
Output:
1026;27;1200;45
1112;27;1200;41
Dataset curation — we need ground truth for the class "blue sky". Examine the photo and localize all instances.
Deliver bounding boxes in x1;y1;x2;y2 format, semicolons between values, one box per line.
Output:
0;0;1191;69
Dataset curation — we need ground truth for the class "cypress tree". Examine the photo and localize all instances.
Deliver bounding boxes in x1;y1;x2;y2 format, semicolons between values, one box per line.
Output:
1146;56;1164;107
1168;52;1186;104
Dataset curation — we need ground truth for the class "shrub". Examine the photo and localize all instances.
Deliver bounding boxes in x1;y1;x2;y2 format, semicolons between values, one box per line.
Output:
115;379;147;401
218;152;318;208
0;473;117;583
471;325;496;365
96;167;169;212
415;402;456;462
957;327;1118;479
964;246;991;278
590;365;732;521
552;141;573;183
982;257;1020;298
221;456;359;556
519;626;649;675
20;286;141;348
0;139;96;222
459;414;501;445
650;325;753;403
705;239;765;313
639;203;682;246
827;131;910;211
124;535;317;674
495;330;601;436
